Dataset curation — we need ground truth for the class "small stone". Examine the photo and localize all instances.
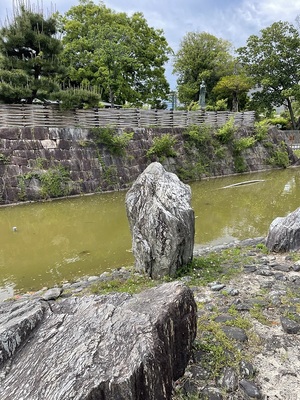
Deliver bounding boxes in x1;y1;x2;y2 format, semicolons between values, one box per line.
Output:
280;316;300;334
225;287;239;296
293;262;300;272
182;379;198;396
72;287;83;293
189;364;210;380
243;265;257;273
211;284;226;291
239;379;262;399
271;264;291;272
220;367;238;392
200;386;223;399
42;287;62;301
62;282;71;289
70;281;85;288
234;302;250;311
260;281;273;289
87;276;99;282
274;273;287;281
256;268;274;276
214;314;235;323
240;360;256;379
222;326;248;342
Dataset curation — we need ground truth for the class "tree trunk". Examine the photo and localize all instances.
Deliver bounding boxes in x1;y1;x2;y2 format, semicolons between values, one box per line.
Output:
232;91;238;112
109;87;115;108
287;97;296;130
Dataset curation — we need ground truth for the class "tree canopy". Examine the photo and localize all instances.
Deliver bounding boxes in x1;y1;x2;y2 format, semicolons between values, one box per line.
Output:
237;21;300;128
173;32;234;107
213;72;253;112
0;5;63;103
60;0;172;107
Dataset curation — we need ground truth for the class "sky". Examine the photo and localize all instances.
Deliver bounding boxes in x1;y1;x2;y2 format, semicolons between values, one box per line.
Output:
1;0;300;89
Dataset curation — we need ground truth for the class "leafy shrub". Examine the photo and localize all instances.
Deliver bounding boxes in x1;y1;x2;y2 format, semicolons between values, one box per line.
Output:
18;164;72;200
206;98;228;111
233;136;256;153
90;127;133;156
40;166;71;198
188;101;200;111
254;120;269;141
267;143;290;168
183;124;212;147
215;117;237;144
214;145;227;158
267;116;290;130
234;154;247;173
146;134;177;160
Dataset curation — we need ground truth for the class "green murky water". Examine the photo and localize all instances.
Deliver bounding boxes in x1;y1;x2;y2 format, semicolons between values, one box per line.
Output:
1;167;300;299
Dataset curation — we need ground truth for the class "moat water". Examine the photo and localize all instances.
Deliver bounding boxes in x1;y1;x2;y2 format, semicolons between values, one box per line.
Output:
1;167;300;299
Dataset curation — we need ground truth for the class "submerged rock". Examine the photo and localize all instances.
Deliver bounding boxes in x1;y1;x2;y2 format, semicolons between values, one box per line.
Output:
266;207;300;252
0;281;197;400
126;162;195;278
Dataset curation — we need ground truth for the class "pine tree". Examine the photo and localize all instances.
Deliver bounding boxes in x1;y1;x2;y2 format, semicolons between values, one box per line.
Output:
0;2;63;103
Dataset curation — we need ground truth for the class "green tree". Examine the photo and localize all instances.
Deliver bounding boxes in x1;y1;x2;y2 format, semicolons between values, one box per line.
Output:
61;0;171;107
0;4;63;103
237;21;300;129
213;73;253;112
173;32;234;107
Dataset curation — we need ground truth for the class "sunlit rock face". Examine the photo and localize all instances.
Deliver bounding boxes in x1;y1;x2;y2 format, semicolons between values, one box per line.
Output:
266;207;300;252
126;162;195;278
0;282;197;400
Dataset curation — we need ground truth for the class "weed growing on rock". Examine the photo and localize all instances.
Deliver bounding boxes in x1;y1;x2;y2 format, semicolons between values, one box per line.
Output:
40;166;71;198
233;136;256;153
267;141;290;168
146;133;177;161
90;127;133;156
254;120;269;141
0;153;10;164
196;316;244;377
17;164;72;200
183;124;212;148
256;243;269;254
90;273;169;295
215;117;237;144
249;304;272;326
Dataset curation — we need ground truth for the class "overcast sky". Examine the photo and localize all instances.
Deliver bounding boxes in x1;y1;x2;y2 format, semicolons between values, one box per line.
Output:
1;0;300;89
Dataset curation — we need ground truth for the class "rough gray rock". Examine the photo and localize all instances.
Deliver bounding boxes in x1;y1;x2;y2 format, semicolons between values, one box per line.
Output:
126;162;195;278
42;287;63;301
0;281;197;400
280;316;300;334
266;207;300;252
0;299;47;368
239;379;262;399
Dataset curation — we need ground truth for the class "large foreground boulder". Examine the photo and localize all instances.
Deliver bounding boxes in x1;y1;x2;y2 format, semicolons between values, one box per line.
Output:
0;282;197;400
126;162;195;278
266;207;300;252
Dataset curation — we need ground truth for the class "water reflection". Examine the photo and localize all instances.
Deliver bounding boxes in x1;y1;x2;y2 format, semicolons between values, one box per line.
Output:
0;167;300;298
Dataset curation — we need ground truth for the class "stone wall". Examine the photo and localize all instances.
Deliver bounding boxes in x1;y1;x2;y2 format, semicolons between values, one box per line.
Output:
0;126;296;204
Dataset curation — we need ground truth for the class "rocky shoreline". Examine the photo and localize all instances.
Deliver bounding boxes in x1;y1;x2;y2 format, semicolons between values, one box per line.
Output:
175;238;300;399
3;237;300;399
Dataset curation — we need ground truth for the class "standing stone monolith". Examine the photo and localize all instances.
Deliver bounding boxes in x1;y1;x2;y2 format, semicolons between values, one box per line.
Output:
126;162;195;278
266;207;300;252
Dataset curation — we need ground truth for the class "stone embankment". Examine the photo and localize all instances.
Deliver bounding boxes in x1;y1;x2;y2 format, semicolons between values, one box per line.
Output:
0;126;297;204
